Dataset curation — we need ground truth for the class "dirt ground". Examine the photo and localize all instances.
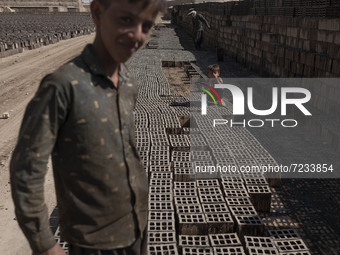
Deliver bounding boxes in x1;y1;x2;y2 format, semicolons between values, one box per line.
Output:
162;66;191;96
0;33;95;255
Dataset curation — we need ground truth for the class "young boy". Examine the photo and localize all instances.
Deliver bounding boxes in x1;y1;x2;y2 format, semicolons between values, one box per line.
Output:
207;64;223;84
10;0;164;254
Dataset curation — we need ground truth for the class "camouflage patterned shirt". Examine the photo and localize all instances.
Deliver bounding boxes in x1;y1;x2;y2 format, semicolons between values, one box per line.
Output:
10;44;148;253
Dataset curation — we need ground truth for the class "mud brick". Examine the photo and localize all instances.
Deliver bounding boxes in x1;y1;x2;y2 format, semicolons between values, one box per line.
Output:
224;189;249;198
235;215;265;239
174;181;196;189
316;41;330;54
197;179;220;187
298;39;311;51
244;236;276;250
244;177;268;186
305;53;316;67
148;211;174;222
222;182;246;190
150;179;172;187
192;151;212;161
148;220;175;232
176;204;203;214
331;59;340;74
242;172;264;179
303;65;313;77
226;197;253;207
148;201;174;211
274;239;309;253
147;243;179;255
179;235;210;247
174;188;197;197
334;32;340;44
149;193;172;202
205;213;234;234
149;154;169;162
229;206;257;217
173;161;193;169
198;187;223;196
149;186;172;194
175;196;200;205
182;247;213;255
268;229;301;239
172;151;190;161
200;194;225;204
202;203;229;214
221;176;244;183
174;168;195;181
318;19;339;31
209;233;241;247
147;231;176;244
213;246;246;255
315;54;332;72
150;172;172;180
247;247;279;255
150;145;169;152
280;252;311;255
149;159;170;166
177;213;207;235
246;185;272;212
192;151;211;157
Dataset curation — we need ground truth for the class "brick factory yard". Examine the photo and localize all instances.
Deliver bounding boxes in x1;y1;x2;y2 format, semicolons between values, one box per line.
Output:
1;11;340;255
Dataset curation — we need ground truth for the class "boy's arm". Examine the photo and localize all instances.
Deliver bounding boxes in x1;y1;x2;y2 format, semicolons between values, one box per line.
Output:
199;14;210;28
10;77;69;253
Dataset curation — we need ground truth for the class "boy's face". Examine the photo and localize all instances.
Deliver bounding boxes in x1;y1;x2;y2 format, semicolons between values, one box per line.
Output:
93;0;158;63
208;70;219;78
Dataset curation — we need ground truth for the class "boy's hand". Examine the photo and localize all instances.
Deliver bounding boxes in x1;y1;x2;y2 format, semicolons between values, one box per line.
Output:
32;244;66;255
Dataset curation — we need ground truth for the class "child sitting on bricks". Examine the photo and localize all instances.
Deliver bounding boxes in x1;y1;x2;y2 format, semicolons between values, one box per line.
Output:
10;0;165;255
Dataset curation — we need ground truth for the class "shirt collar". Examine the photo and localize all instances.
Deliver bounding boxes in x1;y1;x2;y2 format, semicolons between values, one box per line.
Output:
81;44;130;84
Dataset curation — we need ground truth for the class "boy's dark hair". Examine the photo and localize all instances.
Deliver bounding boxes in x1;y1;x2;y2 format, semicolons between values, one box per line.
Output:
208;64;220;73
98;0;166;12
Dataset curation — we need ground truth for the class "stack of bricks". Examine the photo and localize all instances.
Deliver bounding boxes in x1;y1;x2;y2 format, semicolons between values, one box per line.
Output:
197;179;234;234
176;3;340;78
268;229;311;254
174;179;207;235
0;13;94;58
147;155;178;254
244;236;279;255
179;235;212;255
222;176;265;242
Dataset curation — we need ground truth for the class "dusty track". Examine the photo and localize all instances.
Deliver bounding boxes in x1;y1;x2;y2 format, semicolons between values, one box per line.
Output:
0;33;95;255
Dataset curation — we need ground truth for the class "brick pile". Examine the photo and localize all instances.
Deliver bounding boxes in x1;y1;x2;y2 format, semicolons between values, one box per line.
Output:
176;3;340;79
0;13;94;58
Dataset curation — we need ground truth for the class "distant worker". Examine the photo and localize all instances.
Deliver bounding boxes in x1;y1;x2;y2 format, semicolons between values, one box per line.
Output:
187;9;210;50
